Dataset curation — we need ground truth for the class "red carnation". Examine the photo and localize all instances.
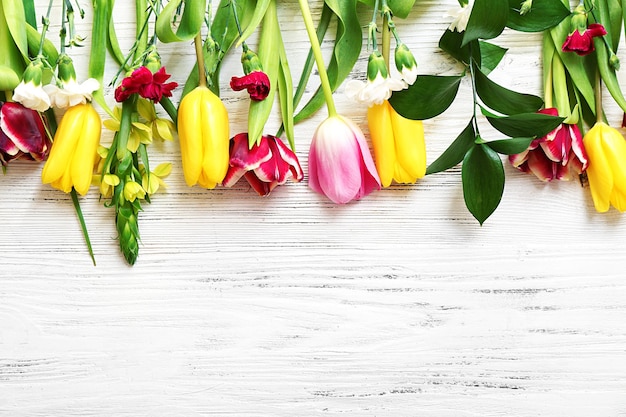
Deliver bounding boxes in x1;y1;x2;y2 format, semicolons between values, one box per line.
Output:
115;66;178;103
562;23;607;56
230;71;270;101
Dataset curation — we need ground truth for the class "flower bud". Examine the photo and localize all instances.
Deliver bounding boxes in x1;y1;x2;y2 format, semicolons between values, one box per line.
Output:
519;0;532;15
56;54;78;84
610;52;620;71
570;5;588;34
241;48;264;75
394;43;418;85
367;51;389;82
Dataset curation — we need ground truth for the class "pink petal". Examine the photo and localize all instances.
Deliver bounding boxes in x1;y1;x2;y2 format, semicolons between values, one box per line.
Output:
309;117;362;204
340;116;381;199
509;150;529;168
260;136;303;184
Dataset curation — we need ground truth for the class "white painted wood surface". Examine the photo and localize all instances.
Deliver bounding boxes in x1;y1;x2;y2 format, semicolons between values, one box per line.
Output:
1;1;626;416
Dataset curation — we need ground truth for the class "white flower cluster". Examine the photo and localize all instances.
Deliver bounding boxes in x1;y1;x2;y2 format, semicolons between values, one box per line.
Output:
13;78;100;112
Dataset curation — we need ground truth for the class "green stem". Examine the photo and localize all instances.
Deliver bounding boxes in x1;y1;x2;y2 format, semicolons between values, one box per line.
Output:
297;0;337;117
71;189;96;266
382;11;390;70
38;0;54;56
117;96;136;159
468;54;480;135
595;70;603;123
369;0;379;51
194;34;207;87
159;96;177;125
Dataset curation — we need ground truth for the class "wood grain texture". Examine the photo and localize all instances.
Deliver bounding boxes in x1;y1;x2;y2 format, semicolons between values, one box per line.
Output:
1;1;626;416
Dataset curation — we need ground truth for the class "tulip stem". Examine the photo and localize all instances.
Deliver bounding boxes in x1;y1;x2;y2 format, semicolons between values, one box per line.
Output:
71;188;96;266
298;0;337;117
595;70;603;123
194;34;207;88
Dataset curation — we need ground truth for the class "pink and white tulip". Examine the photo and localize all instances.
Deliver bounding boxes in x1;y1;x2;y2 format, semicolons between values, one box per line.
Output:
308;115;381;204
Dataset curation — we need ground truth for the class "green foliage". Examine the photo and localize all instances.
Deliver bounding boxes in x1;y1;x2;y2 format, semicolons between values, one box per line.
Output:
389;75;463;120
357;0;417;18
462;143;505;225
462;0;508;46
506;0;570;32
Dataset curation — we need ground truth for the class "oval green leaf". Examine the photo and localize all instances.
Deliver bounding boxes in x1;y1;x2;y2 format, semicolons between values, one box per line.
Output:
389;74;463;121
156;0;206;43
473;61;543;115
484;110;565;137
462;0;508;46
506;0;570;32
462;143;505;225
485;137;533;155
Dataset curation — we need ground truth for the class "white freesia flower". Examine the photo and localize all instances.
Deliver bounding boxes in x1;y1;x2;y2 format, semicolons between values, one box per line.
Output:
13;81;51;112
399;65;418;86
43;78;100;109
446;0;474;32
345;74;407;107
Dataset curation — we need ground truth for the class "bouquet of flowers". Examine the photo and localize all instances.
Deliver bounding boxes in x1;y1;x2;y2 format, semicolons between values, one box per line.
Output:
2;0;626;265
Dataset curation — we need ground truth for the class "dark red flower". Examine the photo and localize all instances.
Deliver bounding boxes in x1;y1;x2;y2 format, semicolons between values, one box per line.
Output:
230;71;270;101
0;102;50;165
115;66;178;102
222;133;303;196
562;23;607;56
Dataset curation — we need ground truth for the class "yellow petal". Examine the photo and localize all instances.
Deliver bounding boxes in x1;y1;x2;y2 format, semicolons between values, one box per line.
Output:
390;104;426;181
199;87;229;187
41;104;83;185
153;162;172;178
367;102;395;187
71;104;101;196
177;87;206;186
584;123;613;213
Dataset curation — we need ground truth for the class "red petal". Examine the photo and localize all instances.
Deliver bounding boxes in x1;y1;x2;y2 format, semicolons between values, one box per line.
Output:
0;102;49;160
526;150;556;181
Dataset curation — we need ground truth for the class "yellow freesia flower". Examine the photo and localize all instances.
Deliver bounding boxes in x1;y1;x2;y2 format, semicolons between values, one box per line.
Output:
583;122;626;212
367;100;426;187
177;86;229;188
41;103;101;195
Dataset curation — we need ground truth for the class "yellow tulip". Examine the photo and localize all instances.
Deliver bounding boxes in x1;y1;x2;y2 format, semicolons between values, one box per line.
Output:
177;86;229;188
41;103;101;195
583;122;626;212
367;100;426;187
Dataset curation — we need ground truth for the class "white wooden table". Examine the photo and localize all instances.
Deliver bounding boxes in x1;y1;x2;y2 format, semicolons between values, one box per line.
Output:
1;1;625;415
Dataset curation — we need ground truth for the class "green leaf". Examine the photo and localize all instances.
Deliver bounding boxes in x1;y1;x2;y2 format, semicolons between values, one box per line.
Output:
248;0;280;147
439;29;472;64
237;0;271;45
506;0;570;32
462;0;508;46
357;0;416;18
22;0;36;28
485;137;533;155
594;0;622;51
594;36;626;114
426;121;475;175
389;74;463;120
277;39;295;150
293;0;362;123
462;143;505;225
156;0;206;43
473;61;543;115
483;110;565;137
2;0;29;60
479;40;507;74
